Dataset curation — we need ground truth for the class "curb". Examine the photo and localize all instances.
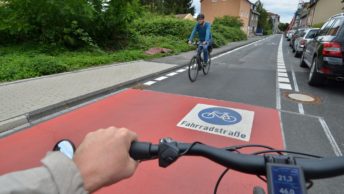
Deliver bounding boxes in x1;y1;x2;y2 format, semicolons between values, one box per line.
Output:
0;36;268;134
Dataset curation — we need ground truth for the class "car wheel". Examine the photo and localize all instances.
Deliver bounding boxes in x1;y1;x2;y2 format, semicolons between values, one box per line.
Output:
308;58;324;86
294;51;300;58
300;53;307;68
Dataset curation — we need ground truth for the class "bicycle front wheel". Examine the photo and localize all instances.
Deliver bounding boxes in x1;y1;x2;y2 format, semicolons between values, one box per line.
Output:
188;56;199;82
203;53;211;75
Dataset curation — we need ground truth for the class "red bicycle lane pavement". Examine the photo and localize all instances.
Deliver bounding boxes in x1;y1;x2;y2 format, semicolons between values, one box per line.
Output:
0;89;283;194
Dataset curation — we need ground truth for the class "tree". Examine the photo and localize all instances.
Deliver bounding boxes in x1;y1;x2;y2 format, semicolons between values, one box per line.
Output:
278;23;289;32
0;0;141;48
140;0;194;14
256;0;272;34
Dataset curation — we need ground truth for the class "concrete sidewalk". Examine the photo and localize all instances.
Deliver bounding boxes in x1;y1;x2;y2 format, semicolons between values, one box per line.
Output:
0;36;265;133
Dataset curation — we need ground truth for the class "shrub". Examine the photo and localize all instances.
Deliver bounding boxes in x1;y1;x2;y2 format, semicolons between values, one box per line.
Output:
213;16;243;28
130;35;190;52
0;55;67;81
132;15;195;40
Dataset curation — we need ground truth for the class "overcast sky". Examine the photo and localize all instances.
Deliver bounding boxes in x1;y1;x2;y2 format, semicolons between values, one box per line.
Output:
191;0;308;23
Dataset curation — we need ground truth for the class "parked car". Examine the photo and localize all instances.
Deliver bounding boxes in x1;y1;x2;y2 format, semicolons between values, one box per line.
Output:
286;30;295;41
290;28;307;50
300;13;344;86
293;28;319;58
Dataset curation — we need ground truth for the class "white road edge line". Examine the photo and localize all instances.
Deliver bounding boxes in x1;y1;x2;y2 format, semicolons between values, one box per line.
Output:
319;118;343;156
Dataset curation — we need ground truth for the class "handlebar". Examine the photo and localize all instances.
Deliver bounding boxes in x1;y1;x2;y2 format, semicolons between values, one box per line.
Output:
129;138;344;180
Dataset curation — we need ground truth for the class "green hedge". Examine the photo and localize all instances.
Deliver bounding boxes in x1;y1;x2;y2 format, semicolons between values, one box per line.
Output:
213;16;243;28
132;16;195;40
0;55;67;81
131;15;247;49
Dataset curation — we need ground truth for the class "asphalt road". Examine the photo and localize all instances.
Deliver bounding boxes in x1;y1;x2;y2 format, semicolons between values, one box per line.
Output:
142;34;344;193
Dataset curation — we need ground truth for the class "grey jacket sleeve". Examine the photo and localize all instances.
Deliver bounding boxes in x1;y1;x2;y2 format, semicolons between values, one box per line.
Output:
0;152;88;194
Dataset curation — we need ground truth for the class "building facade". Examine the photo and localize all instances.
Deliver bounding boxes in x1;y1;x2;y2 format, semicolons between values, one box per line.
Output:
200;0;254;34
249;3;260;36
268;12;280;34
308;0;342;26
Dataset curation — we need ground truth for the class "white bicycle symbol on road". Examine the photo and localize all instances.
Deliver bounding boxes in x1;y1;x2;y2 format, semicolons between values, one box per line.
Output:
201;111;238;123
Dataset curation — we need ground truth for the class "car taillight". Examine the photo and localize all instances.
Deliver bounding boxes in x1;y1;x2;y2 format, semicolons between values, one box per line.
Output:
322;42;342;57
300;39;306;45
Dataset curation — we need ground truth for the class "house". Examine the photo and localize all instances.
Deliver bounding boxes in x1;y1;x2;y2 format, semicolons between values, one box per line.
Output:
175;13;196;21
268;12;280;34
307;0;342;26
299;2;310;27
249;2;260;36
200;0;254;35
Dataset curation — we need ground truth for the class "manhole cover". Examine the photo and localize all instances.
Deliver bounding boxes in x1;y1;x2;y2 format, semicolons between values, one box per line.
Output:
283;92;321;104
288;93;315;102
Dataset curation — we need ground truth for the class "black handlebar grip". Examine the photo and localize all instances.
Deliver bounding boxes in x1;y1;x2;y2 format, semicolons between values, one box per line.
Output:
129;142;155;160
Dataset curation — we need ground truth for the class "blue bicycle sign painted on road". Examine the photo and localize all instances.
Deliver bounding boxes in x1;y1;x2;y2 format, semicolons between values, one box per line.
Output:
198;107;242;125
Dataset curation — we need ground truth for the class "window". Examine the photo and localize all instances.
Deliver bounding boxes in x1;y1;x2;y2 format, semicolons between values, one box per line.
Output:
306;30;318;38
327;19;343;36
300;30;306;37
318;20;334;36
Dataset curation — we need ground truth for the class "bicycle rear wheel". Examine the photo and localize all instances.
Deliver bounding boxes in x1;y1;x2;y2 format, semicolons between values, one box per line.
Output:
188;56;199;82
202;53;211;75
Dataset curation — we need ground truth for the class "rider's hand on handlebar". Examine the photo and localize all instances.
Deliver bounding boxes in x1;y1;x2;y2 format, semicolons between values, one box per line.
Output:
73;127;138;193
202;41;207;45
188;40;192;45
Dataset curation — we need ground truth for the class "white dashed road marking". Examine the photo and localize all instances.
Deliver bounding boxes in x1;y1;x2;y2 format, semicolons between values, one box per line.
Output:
155;76;168;81
278;77;290;83
166;72;178;76
143;81;156;86
278;73;288;77
177;69;187;73
278;83;292;90
277;37;292;91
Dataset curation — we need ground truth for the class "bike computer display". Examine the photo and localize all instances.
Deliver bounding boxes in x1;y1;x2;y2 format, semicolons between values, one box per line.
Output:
267;163;307;194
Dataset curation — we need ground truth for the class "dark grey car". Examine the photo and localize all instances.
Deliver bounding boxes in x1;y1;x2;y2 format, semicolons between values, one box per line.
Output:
300;13;344;86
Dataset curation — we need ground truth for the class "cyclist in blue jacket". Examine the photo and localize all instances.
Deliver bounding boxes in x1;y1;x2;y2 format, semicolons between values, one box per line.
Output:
188;14;213;64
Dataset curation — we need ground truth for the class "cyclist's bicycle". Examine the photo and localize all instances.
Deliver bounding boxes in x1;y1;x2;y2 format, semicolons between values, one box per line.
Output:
188;42;212;82
130;138;344;194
